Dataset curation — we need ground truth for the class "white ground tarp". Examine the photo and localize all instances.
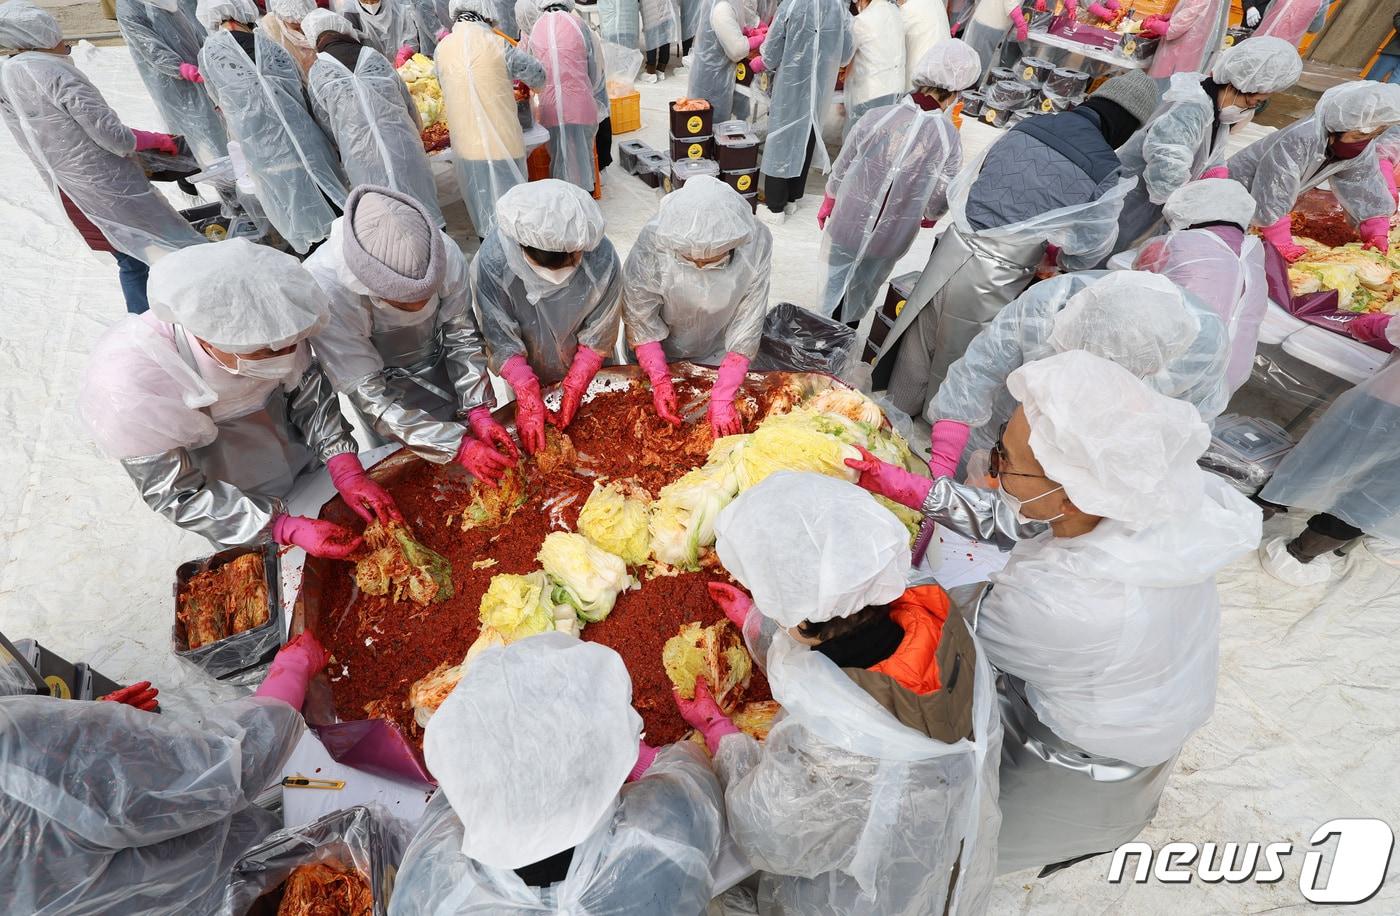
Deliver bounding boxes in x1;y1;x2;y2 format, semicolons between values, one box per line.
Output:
1;44;1397;912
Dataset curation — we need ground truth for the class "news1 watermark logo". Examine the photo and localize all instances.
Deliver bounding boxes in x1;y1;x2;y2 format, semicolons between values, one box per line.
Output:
1107;819;1395;904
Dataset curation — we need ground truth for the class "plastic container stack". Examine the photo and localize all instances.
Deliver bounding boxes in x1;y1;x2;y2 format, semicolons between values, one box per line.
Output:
670;99;715;163
715;119;760;212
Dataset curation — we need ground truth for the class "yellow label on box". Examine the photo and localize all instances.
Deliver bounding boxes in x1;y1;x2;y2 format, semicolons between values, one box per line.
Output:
895;298;907;317
736;62;747;80
1024;65;1035;80
983;108;997;123
1123;40;1136;54
687;115;703;133
736;174;752;191
1042;98;1053;112
46;675;71;699
688;143;704;159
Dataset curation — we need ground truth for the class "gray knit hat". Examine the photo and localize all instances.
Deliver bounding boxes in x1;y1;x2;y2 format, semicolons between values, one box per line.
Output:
1089;70;1161;126
342;185;446;302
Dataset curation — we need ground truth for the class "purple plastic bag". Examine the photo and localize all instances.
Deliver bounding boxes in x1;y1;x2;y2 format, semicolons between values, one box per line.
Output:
1262;238;1355;336
312;719;436;788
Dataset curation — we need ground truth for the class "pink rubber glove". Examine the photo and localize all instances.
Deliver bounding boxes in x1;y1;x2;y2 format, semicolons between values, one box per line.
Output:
394;45;416;67
709;352;749;439
1141;15;1169;36
628;740;660;781
99;681;160;712
749;55;766;73
1034;0;1046;11
1104;0;1120;10
845;444;934;510
816;193;835;230
436;26;449;40
1064;0;1078;19
1009;6;1029;41
1087;2;1114;19
1259;216;1308;262
500;355;547;455
254;632;328;710
131;129;179;155
636;341;683;425
179;62;204;83
1381;158;1398;206
708;581;753;628
456;436;515;485
928;420;972;480
1348;313;1395;351
551;346;605;429
748;31;764;51
327;453;402;525
674;677;740;755
1201;165;1229;179
468;405;521;462
1360;216;1391;254
272;514;364;560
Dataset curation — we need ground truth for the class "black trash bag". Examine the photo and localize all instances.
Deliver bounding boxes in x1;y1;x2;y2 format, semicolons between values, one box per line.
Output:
752;302;857;377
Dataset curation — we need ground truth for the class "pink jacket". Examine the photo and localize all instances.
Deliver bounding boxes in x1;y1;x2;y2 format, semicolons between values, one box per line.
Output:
529;11;596;128
1254;0;1325;48
1148;0;1229;80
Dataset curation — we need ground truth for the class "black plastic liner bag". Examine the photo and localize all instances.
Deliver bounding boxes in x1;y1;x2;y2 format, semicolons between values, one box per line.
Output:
752;302;858;377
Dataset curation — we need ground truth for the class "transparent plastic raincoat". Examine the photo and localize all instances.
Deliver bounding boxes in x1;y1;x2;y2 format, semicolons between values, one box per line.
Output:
964;0;1017;82
687;0;755;122
599;0;640;48
305;220;493;462
680;0;703;44
342;0;437;58
820;98;961;324
435;17;544;235
931;271;1230;462
200;29;349;253
1228;82;1400;229
843;0;905;127
623;177;773;364
115;0;229;164
1146;0;1229;80
1261;321;1400;542
758;0;853;179
0;694;304;916
308;46;444;226
528;9;601;190
900;0;950;91
1253;0;1326;47
640;0;680;52
0;50;206;262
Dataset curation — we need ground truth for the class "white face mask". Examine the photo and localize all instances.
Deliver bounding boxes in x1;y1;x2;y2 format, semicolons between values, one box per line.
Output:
370;294;440;328
1001;483;1065;526
526;258;578;286
1218;105;1255;126
229;350;301;381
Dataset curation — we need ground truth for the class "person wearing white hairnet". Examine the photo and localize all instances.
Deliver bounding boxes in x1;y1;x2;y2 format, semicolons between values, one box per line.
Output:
115;0;229;165
848;350;1261;873
919;271;1229;482
1133;180;1266;396
525;1;603;191
261;0;319;76
389;634;726;914
1229;80;1400;262
304;13;444;227
686;471;1002;914
686;0;764;121
755;0;854;219
1111;37;1302;254
843;0;905;139
199;0;349;254
818;40;977;325
900;0;949;91
0;1;205;313
80;239;401;555
0;632;330;915
305;186;517;485
623;176;771;435
337;0;439;63
435;0;545;237
472;180;622;454
880;70;1160;417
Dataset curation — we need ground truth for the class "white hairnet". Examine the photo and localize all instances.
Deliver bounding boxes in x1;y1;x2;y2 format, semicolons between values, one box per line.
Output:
651;176;754;260
148;239;329;353
1210;37;1301;94
715;473;910;629
423;633;641;870
1007;351;1211;529
1317;81;1400;135
301;8;352;42
195;0;259;29
496;179;606;252
1162;178;1257;230
1048;271;1199;379
268;0;315;21
449;0;496;19
911;39;981;93
0;1;61;49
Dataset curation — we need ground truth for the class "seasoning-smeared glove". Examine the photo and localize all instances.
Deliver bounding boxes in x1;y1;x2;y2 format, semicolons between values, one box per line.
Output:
551;346;605;429
327;453;402;525
99;681;159;712
1259;215;1308;262
1201;165;1229;179
845;444;934;510
628;739;660;781
131;129;179;155
816;193;835;230
394;45;416;67
636;340;683;425
1034;0;1047;11
1359;216;1391;254
1349;313;1395;351
1087;2;1115;20
674;677;740;755
749;55;766;73
468;405;520;462
708;581;753;628
1141;15;1169;36
709;351;749;438
255;632;328;710
500;354;548;455
929;419;972;480
747;31;765;51
456;436;514;485
1009;6;1029;41
272;514;364;560
178;62;203;83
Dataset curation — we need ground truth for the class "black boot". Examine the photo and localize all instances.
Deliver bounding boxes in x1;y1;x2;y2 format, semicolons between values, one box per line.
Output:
1284;529;1352;564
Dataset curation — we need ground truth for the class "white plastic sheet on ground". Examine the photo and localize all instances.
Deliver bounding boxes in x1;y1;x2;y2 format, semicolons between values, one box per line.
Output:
3;44;1398;912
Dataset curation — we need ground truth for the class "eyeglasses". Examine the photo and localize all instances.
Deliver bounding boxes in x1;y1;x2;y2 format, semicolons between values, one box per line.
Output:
989;424;1042;480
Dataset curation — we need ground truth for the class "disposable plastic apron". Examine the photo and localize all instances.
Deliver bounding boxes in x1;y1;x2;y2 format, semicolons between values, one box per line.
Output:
689;0;738;121
1115;116;1230;254
173;331;315;499
370;312;458;416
